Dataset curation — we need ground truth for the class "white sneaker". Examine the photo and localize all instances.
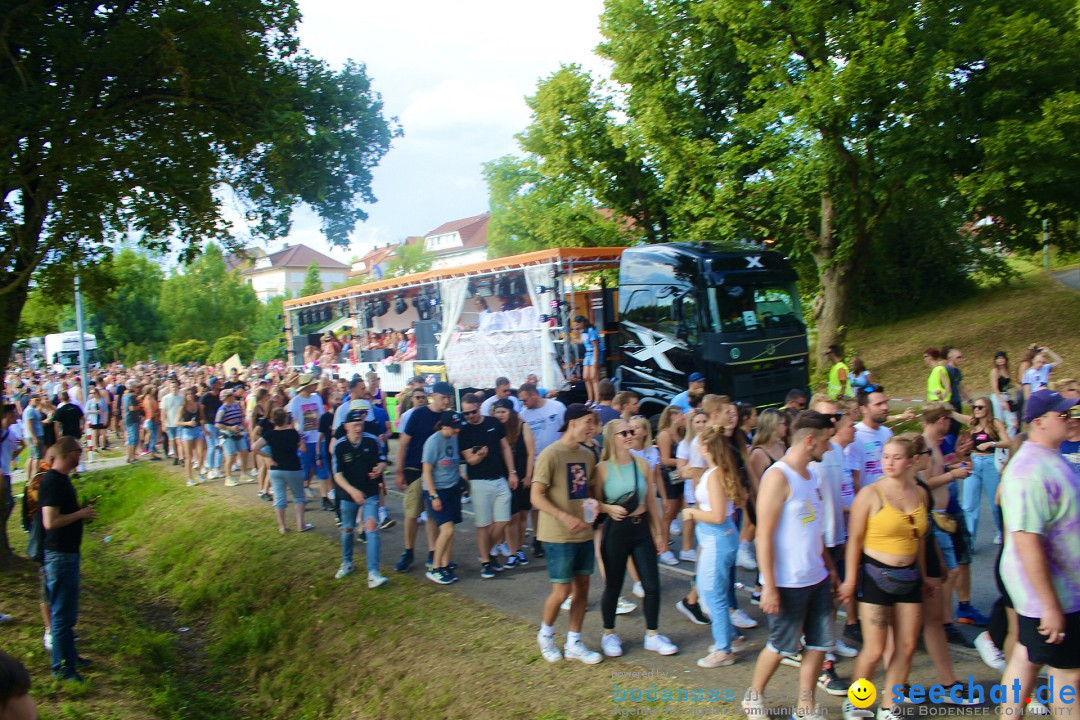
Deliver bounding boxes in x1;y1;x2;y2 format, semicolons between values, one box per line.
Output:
679;549;698;562
834;638;859;658
877;707;904;720
994;532;1003;545
538;632;562;663
417;511;427;524
644;633;678;656
367;571;388;589
602;633;624;657
658;550;679;566
730;608;758;629
616;596;637;615
743;689;768;716
561;595;573;611
186;479;198;487
737;541;758;570
334;563;355;580
564;641;603;664
670;518;682;536
632;581;645;598
43;631;52;651
974;631;1006;671
496;542;512;557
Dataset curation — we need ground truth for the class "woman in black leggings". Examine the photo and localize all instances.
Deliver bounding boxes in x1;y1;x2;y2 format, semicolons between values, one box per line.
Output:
596;418;678;658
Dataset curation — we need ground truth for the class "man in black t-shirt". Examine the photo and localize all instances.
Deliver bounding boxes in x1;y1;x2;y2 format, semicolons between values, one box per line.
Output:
40;437;96;682
459;393;518;577
200;380;223;478
52;392;84;439
333;410;387;587
393;381;453;573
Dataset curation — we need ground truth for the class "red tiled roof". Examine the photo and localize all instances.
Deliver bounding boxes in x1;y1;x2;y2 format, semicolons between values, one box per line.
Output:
229;243;349;273
424;212;489;255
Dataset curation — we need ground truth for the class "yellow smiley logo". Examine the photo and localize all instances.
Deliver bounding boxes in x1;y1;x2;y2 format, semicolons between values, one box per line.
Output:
848;678;876;708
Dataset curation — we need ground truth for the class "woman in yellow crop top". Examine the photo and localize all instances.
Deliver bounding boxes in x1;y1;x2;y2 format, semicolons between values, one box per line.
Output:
839;435;932;720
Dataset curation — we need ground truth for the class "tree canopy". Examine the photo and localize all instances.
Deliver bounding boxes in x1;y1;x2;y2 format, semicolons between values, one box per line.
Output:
0;0;399;369
300;262;324;297
491;0;1080;348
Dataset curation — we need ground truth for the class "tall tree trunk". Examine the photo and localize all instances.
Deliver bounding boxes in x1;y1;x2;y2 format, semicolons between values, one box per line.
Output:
0;267;31;377
810;192;855;357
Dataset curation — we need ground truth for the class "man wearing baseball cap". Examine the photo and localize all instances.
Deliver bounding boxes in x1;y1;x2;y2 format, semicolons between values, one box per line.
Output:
333;408;388;587
999;389;1080;716
670;373;706;415
422;410;468;585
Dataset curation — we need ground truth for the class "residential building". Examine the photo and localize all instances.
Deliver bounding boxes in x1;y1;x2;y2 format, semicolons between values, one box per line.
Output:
227;244;350;301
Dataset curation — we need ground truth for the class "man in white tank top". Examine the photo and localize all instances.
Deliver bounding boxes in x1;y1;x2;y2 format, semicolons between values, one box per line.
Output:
744;411;841;720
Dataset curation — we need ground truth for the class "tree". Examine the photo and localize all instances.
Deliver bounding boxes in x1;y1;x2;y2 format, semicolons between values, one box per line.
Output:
484;155;637;257
503;0;1080;350
208;334;255;365
86;250;167;360
166;340;210;365
385;240;432;277
15;290;70;338
300;262;324;298
160;243;261;346
0;0;399;370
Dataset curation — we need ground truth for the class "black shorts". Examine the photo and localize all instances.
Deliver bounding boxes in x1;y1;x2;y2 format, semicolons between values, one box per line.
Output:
923;529;943;580
858;554;923;606
1018;612;1080;669
952;510;972;565
661;476;684;503
91;423;107;430
510;482;531;514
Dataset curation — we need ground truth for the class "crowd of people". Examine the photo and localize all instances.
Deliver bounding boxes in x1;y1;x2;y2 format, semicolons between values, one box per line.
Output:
3;342;1079;719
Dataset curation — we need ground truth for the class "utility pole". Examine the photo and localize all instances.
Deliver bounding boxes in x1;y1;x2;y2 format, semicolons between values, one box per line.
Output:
74;274;90;468
1043;218;1050;271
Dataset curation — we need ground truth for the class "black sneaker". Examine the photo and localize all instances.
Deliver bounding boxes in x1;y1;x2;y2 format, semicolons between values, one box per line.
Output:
944;622;974;648
941;682;980;705
489;554;505;572
532;540;545;558
321;497;334;511
675;598;711;625
445;566;460;583
357;530;366;543
818;662;847;696
480;562;496;579
843;622;863;645
426;568;453;585
394;549;414;573
379;516;396;530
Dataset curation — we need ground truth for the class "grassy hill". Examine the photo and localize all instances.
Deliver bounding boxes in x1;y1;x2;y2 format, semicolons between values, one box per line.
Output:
845;268;1080;399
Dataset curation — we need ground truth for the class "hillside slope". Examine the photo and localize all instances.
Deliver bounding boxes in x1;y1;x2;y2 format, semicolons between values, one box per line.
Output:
845;272;1080;399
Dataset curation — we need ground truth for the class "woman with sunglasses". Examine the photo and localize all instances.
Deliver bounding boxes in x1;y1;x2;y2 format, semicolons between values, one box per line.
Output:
655;406;685;565
596;419;676;658
840;435;931;720
948;396;1009;545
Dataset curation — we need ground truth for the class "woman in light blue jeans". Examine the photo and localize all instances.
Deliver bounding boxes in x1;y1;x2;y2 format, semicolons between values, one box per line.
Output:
959;397;1009;542
682;425;747;668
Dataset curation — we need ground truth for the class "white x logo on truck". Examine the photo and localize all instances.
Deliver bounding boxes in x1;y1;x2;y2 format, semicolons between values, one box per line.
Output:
745;255;763;268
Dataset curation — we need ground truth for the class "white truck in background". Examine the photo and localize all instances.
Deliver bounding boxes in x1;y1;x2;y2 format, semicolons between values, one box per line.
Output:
43;332;100;372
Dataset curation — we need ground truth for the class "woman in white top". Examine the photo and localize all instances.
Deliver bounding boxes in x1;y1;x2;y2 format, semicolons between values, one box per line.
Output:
682;424;748;668
675;409;709;561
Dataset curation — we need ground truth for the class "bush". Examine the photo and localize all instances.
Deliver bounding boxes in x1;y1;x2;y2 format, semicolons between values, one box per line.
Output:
166;339;210;364
207;334;254;365
254;337;285;363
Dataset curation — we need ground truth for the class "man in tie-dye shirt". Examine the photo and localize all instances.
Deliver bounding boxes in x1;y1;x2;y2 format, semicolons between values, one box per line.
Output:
999;389;1080;715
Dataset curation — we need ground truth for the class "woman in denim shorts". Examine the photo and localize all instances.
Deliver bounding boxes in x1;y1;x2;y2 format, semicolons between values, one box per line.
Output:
251;408;310;534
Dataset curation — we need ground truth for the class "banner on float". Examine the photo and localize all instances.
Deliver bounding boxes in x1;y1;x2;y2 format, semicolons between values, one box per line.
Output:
443;329;564;389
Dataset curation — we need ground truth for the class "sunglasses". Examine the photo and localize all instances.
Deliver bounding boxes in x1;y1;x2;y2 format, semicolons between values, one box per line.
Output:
615;429;635;438
462;409;479;416
973;405;988;410
827;412;843;423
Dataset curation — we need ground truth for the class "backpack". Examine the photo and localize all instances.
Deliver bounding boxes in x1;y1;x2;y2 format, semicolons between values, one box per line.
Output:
22;466;47;564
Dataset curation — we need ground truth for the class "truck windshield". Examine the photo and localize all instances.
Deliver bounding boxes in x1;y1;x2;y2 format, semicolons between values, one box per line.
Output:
707;284;802;334
54;350;98;367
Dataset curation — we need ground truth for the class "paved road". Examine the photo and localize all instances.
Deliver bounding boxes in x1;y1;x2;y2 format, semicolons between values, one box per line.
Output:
1053;267;1080;292
199;440;1004;716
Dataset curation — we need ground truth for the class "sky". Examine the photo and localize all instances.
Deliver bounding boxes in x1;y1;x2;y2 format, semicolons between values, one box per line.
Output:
252;0;610;265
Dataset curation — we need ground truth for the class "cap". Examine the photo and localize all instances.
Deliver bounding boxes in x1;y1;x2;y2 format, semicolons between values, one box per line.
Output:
431;381;454;396
438;410;467;428
688;372;705;383
558;403;594;432
492;398;515;412
1023;389;1079;424
209;377;219;387
345;408;369;424
349;399;374;413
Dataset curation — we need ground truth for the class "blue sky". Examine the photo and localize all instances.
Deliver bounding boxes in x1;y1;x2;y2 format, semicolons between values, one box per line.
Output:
252;0;609;264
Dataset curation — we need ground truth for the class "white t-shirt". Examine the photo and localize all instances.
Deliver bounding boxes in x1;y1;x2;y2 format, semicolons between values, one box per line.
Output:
161;393;184;428
631;446;660;469
1022;364;1055;392
688;436;706;470
845;421;893;487
809;441;847;547
481;394;522;416
287;393;325;444
520;399;566;457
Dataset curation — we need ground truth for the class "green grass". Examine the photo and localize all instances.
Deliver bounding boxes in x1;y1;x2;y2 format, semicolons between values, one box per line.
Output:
4;464;704;719
843;270;1080;399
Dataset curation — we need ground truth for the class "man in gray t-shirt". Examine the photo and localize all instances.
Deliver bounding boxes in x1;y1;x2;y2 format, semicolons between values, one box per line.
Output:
421;410;467;584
